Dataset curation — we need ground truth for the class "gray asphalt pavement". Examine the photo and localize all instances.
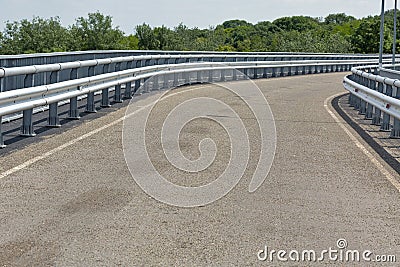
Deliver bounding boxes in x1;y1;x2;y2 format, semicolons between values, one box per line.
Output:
0;73;399;266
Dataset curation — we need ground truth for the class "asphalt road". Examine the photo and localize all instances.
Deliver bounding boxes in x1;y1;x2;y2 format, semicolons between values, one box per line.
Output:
0;73;399;266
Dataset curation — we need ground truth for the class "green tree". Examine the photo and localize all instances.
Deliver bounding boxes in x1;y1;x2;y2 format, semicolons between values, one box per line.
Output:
69;11;125;51
119;34;139;50
273;16;320;32
135;23;159;50
222;19;252;29
325;13;356;25
0;16;69;54
351;17;393;53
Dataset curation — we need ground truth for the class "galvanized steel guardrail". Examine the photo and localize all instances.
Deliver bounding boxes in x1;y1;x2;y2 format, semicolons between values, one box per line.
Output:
0;52;395;148
1;53;391;92
343;65;400;139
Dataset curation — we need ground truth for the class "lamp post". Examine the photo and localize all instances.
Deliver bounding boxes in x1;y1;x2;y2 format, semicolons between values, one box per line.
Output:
393;0;398;66
379;0;385;68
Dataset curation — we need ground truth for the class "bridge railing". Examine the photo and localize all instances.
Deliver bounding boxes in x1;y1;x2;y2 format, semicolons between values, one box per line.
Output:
0;52;390;92
0;51;396;148
343;65;400;139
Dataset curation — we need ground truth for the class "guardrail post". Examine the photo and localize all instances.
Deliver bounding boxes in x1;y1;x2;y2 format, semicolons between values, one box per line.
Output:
21;109;36;137
279;67;284;77
124;82;132;99
372;82;383;125
86;66;96;113
48;71;61;127
353;94;361;110
20;74;36;137
391;118;400;138
182;71;188;85
348;93;353;106
365;80;375;119
271;67;276;78
208;70;213;83
0;117;5;148
288;66;293;76
69;95;80;120
101;64;111;107
221;69;226;82
390;86;400;138
294;66;299;75
114;83;122;102
68;69;80;120
197;70;203;83
144;77;150;93
243;68;249;78
359;100;367;115
306;65;311;74
163;74;169;89
173;73;179;87
153;75;160;90
380;84;392;131
262;67;268;78
233;69;238;81
134;79;141;94
253;68;258;79
48;103;61;127
114;63;123;103
101;87;111;107
365;103;373;120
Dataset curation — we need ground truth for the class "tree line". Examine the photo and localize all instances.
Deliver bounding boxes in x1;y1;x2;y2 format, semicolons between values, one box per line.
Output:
0;11;399;55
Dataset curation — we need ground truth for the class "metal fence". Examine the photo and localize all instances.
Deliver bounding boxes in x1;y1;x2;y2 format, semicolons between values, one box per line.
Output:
0;51;396;148
343;65;400;139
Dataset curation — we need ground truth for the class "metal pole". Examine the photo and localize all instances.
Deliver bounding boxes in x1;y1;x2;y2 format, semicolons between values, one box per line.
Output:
379;0;385;68
393;0;398;66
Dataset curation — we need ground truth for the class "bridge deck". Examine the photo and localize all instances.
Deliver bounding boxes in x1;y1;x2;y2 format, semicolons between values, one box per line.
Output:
0;73;399;266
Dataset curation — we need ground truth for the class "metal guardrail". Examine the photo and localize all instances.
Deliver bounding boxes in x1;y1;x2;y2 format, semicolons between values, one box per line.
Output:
343;65;400;139
0;53;390;92
0;52;396;148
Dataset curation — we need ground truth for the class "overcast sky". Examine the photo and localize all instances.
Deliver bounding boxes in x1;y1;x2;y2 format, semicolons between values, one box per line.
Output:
0;0;396;33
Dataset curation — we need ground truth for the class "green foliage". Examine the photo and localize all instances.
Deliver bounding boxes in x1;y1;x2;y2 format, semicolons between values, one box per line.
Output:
0;16;69;54
273;16;320;32
1;11;400;55
119;34;139;50
325;13;356;25
69;11;125;51
271;30;352;53
222;20;252;29
135;23;159;50
351;16;393;54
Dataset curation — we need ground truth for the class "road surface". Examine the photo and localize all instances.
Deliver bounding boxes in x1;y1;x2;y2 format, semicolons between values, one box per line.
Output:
0;73;399;266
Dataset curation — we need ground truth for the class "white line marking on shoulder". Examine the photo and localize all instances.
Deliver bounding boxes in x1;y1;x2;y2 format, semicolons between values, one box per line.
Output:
324;92;400;193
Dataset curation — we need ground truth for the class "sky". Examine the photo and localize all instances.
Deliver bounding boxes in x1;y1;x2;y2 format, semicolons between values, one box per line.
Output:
0;0;397;34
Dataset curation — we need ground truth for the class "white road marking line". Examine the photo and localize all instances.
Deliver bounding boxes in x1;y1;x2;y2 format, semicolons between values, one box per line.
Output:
0;85;210;180
324;92;400;193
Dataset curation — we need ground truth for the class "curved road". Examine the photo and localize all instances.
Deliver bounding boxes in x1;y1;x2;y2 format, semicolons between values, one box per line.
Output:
0;73;399;266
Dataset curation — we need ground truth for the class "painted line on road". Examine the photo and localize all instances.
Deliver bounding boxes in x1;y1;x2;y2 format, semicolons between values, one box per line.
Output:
0;85;210;180
324;92;400;193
